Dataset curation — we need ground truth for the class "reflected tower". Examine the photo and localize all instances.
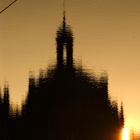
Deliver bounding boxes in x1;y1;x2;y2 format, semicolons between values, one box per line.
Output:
56;10;73;70
0;2;124;140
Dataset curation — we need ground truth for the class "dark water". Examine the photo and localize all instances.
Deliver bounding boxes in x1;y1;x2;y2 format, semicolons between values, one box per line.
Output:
0;14;125;140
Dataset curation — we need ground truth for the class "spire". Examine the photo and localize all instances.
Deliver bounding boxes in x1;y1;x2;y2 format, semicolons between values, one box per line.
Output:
119;102;124;128
56;0;73;70
63;0;66;30
3;82;10;118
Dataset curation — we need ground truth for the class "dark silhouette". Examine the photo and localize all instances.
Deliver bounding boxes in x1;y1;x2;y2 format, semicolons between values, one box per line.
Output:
0;11;124;140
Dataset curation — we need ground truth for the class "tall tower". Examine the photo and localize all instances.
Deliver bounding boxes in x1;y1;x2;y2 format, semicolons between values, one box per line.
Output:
56;2;73;70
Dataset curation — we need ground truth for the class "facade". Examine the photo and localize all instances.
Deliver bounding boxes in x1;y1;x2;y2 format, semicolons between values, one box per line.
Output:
0;12;124;140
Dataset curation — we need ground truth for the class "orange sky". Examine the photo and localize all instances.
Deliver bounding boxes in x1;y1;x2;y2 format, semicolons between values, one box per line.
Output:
0;0;140;132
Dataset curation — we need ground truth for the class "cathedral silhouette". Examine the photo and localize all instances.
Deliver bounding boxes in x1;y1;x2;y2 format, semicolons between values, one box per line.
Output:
0;10;124;140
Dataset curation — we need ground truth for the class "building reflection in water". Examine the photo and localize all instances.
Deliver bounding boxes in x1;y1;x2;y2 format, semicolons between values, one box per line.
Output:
0;11;124;140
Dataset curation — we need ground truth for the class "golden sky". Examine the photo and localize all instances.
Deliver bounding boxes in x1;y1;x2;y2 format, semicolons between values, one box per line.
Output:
0;0;140;132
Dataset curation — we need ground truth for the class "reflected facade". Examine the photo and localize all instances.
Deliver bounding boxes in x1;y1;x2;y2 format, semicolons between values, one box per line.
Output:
0;12;124;140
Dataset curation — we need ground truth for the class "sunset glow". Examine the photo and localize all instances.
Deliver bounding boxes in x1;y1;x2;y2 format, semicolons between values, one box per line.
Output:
0;0;140;134
122;128;129;140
